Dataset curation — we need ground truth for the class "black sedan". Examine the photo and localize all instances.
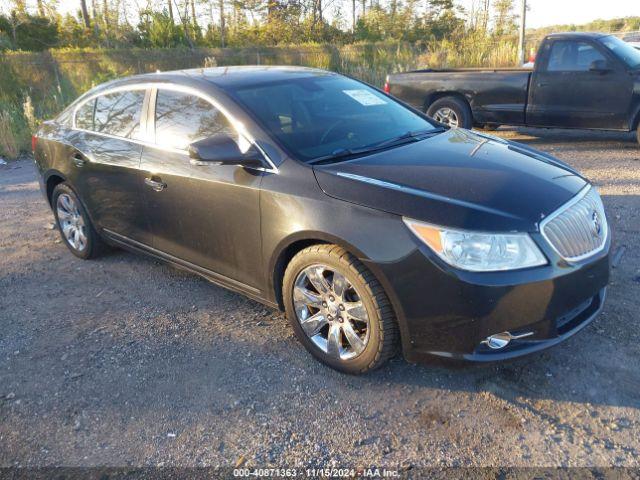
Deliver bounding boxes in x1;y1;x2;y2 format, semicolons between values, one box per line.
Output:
33;67;610;373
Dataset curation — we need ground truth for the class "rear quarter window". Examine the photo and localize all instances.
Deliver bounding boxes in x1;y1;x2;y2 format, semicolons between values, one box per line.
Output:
75;99;96;130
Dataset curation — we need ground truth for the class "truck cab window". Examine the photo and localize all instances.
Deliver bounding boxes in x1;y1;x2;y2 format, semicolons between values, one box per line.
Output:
547;41;606;72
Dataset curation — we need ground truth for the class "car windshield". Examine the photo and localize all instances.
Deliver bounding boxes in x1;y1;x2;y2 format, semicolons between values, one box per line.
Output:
600;35;640;69
228;74;440;163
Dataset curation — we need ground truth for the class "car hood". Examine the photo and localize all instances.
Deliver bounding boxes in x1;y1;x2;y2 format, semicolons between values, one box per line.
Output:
313;129;587;232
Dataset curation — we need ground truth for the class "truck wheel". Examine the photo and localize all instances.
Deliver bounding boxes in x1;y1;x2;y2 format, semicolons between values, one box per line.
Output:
427;97;473;129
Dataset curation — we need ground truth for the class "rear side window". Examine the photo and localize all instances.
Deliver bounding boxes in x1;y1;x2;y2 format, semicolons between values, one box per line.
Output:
93;90;145;139
154;90;233;150
547;41;606;71
75;99;96;130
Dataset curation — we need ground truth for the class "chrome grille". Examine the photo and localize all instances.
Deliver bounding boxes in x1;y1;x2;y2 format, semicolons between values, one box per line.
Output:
541;186;607;261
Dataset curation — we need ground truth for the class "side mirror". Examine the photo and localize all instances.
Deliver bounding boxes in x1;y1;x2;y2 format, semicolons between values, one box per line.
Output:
589;59;611;73
188;133;264;169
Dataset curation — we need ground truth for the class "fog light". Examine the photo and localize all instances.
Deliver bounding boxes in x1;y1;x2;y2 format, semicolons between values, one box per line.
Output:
482;331;534;350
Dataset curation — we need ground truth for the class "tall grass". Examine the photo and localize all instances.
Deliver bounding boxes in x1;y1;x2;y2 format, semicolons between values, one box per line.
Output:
0;39;518;159
419;35;518;68
0;111;19;159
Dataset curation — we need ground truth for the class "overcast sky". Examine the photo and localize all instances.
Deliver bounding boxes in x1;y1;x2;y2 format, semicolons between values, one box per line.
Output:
457;0;640;29
4;0;640;30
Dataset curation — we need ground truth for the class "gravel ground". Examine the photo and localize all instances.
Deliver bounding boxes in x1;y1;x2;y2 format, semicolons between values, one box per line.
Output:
0;127;639;470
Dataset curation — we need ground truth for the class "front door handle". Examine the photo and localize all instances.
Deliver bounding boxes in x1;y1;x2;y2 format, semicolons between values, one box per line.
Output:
72;153;86;167
144;177;167;192
537;82;549;88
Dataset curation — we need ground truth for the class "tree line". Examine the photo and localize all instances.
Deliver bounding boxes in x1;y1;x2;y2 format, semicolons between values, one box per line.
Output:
0;0;525;50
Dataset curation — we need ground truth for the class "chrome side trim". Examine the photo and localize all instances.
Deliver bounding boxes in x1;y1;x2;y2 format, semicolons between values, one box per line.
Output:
71;82;279;174
102;228;262;295
538;185;609;263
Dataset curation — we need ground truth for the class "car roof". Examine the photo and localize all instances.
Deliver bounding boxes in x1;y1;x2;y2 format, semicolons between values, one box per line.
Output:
545;31;611;40
96;65;337;93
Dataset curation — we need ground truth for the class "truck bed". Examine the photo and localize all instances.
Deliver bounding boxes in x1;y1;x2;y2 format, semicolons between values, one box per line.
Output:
387;69;532;125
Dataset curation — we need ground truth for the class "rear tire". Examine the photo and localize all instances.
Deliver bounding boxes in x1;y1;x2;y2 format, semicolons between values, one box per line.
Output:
427;96;473;129
52;183;106;260
636;123;640;145
283;244;398;374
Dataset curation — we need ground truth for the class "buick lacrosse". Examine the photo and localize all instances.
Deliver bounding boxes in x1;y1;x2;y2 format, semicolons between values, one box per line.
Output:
33;66;610;373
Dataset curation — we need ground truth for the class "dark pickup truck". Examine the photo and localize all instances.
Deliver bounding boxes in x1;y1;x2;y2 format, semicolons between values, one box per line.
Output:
385;32;640;143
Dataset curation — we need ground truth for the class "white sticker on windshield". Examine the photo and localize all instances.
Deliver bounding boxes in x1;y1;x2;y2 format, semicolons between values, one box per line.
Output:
343;89;387;106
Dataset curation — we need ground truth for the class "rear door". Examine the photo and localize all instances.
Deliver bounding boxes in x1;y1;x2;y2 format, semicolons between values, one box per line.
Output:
139;87;263;289
69;88;151;244
528;39;632;129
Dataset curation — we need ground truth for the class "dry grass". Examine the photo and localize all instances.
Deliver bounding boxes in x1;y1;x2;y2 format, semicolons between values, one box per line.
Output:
0;111;19;159
0;39;520;159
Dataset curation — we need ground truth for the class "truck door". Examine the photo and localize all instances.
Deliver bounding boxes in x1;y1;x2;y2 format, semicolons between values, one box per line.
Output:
527;39;632;129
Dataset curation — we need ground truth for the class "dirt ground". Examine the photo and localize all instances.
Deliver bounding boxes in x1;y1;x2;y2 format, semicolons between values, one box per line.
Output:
1;127;639;470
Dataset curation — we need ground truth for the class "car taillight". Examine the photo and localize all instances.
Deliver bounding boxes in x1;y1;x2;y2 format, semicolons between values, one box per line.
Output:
383;82;390;94
31;135;38;152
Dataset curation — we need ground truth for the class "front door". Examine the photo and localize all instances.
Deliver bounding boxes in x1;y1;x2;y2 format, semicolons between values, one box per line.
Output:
139;88;263;289
69;88;150;244
528;39;632;129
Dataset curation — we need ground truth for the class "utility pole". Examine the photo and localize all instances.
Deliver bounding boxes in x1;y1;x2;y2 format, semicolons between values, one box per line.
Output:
517;0;527;65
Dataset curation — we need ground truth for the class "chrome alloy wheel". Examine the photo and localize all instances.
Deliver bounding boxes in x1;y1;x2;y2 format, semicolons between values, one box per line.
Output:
293;264;370;360
56;193;87;251
432;107;459;127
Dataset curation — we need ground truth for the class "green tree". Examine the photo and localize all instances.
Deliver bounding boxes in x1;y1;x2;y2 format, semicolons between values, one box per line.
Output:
138;9;188;48
493;0;516;36
0;12;58;50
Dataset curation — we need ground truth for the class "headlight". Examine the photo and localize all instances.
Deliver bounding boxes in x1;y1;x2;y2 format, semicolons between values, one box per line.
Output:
403;218;547;272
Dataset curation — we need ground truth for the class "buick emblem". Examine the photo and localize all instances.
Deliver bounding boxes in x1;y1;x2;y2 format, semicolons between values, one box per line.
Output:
591;211;602;238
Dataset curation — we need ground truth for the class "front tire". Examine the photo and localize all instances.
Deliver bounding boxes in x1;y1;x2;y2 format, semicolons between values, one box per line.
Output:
283;244;398;374
427;96;473;129
52;183;106;259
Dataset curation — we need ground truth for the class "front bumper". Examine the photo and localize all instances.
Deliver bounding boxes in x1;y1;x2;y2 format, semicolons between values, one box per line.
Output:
434;287;605;362
364;231;611;364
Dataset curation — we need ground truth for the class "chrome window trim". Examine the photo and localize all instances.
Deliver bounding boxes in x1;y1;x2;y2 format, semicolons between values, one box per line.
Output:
71;82;279;174
71;126;188;155
538;185;609;263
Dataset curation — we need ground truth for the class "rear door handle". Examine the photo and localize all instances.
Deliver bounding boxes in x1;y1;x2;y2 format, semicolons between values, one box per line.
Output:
144;177;167;192
72;153;86;167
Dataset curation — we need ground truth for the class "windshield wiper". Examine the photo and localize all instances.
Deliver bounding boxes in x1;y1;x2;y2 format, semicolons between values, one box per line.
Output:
369;127;444;149
308;147;368;165
308;127;444;165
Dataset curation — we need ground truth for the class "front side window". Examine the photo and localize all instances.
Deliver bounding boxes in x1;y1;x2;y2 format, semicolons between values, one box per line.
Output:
154;90;233;150
547;41;606;72
93;90;145;139
228;74;439;162
75;99;95;130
